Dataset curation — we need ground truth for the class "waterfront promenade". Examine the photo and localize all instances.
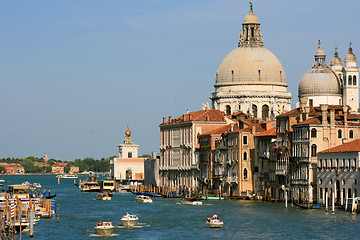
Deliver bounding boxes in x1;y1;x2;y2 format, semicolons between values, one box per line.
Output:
1;174;360;239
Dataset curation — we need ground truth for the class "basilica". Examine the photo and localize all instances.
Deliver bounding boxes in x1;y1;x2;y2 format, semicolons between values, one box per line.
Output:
210;5;292;120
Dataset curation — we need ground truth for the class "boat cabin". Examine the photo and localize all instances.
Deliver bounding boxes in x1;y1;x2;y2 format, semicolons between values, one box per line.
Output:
7;185;30;200
102;180;116;191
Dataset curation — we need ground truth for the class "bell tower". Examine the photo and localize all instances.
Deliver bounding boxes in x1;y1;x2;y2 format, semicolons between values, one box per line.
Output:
343;43;359;112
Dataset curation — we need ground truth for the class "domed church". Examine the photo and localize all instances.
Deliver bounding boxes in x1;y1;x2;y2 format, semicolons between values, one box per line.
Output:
210;4;292;120
299;41;359;112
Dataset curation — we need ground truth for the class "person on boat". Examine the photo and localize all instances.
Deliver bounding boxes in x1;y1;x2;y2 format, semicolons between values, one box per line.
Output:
97;220;103;226
48;189;51;196
206;217;211;223
212;214;218;220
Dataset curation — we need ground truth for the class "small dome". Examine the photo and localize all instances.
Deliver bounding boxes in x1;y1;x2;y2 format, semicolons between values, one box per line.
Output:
345;44;357;63
243;13;259;24
299;67;340;96
331;50;342;66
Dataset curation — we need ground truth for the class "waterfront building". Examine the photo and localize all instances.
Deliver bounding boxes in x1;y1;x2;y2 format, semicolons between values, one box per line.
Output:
291;104;360;203
0;163;25;174
317;139;360;205
110;130;145;182
201;114;274;198
51;163;66;175
210;4;292;118
144;152;160;186
299;42;359;111
159;109;231;191
69;166;79;174
255;127;277;200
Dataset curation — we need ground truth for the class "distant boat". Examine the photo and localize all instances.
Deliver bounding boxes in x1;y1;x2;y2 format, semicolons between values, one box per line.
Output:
45;194;57;199
0;179;6;183
80;176;101;192
121;213;138;228
33;183;42;188
180;197;203;205
205;215;223;228
97;193;111;201
95;221;114;236
136;195;153;203
56;174;78;179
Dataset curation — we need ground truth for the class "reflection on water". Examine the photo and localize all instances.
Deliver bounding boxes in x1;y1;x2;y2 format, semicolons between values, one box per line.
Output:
1;175;360;239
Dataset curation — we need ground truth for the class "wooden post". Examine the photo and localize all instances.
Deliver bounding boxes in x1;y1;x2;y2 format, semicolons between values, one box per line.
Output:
325;192;328;211
352;193;356;213
332;192;335;212
58;176;60;184
29;207;34;237
341;190;344;206
285;190;288;208
345;194;348;211
57;199;60;223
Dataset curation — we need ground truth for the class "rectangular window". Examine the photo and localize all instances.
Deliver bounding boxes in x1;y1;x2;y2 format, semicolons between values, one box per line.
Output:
243;136;248;145
128;152;132;158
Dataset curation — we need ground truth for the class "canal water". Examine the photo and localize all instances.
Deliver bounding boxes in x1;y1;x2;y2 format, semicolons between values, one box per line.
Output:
2;175;360;239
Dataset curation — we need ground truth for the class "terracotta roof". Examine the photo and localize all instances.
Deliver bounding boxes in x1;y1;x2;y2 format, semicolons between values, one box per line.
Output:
161;109;226;125
201;124;239;135
319;139;360;153
292;116;321;126
255;127;276;137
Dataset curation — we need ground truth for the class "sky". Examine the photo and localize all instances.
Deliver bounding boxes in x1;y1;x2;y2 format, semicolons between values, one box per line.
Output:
1;0;359;161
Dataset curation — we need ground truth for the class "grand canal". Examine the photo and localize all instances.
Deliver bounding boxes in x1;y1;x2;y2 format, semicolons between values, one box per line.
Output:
2;175;360;239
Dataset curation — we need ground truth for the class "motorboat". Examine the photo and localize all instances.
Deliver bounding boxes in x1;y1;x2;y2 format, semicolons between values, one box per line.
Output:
205;215;223;228
121;213;138;228
33;183;42;188
0;179;6;183
57;174;78;179
97;193;111;201
80;176;101;192
136;195;153;203
95;221;115;236
180;197;203;205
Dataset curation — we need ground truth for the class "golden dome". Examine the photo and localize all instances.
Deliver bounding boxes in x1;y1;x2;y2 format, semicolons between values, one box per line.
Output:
215;47;287;86
125;130;131;137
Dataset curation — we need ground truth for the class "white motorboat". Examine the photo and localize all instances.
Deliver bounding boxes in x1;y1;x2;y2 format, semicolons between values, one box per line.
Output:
205;215;223;228
180;198;203;205
136;195;153;203
95;221;115;235
57;174;78;179
97;193;111;201
121;213;138;228
33;183;42;188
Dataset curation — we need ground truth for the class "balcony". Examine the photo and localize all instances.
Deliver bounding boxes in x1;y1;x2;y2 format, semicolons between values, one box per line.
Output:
275;169;286;176
291;179;308;185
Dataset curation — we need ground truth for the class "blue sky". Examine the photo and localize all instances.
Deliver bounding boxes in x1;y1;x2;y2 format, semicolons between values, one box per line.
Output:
1;0;359;161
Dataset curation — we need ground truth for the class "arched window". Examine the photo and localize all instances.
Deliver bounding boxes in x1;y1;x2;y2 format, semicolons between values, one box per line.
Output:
262;105;269;121
349;130;354;138
126;169;132;180
243;151;247;161
338;129;342;138
226;105;231;116
252;104;257;118
353;76;357;85
243;168;248;180
311;128;317;138
349;75;352;85
311;144;317;157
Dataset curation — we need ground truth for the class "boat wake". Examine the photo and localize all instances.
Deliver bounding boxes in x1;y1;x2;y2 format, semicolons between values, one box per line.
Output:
116;223;149;229
89;233;119;237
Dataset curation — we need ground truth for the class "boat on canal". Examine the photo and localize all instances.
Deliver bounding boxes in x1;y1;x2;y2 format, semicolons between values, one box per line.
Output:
97;193;112;201
80;176;101;192
136;195;153;203
205;214;223;228
121;213;138;228
180;197;203;205
57;174;78;179
95;221;115;236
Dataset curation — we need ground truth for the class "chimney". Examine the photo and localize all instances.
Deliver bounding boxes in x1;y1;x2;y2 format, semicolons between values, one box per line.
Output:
343;106;348;126
330;108;335;125
300;97;308;109
151;151;157;160
189;114;192;121
169;116;172;123
304;106;310;121
320;104;328;125
251;125;256;134
163;117;166;124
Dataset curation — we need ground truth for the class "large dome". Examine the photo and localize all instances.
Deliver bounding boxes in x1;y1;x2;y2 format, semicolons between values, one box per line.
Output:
299;67;340;96
215;47;287;86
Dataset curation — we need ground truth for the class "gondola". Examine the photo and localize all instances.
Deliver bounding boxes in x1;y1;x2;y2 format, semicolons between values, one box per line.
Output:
45;193;57;199
293;202;322;209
